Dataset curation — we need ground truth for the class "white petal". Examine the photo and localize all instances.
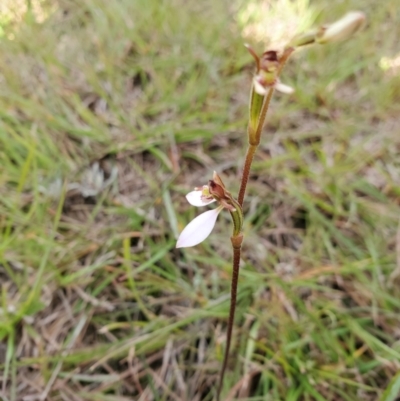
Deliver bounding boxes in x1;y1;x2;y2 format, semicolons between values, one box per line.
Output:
186;190;216;207
275;81;294;94
253;78;267;96
176;207;223;248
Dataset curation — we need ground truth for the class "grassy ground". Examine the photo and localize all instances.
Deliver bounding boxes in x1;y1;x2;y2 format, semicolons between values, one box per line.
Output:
1;0;400;400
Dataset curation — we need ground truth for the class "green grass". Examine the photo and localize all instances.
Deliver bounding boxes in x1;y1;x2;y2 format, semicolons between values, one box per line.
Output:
1;0;400;400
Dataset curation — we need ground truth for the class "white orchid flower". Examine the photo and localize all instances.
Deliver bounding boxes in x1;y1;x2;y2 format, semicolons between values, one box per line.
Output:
176;172;243;249
245;48;294;97
176;186;223;248
253;76;294;96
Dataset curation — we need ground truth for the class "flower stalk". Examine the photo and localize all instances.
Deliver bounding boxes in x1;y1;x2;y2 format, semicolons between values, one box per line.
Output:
175;11;365;401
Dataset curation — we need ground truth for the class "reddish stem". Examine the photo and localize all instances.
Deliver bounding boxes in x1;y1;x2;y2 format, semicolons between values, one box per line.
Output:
216;47;295;400
237;48;294;210
237;144;257;207
217;245;241;401
237;85;274;208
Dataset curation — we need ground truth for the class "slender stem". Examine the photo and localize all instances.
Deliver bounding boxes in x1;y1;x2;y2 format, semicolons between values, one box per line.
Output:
216;47;295;399
237;86;273;208
253;87;275;146
237;48;295;209
217;244;241;401
237;144;257;207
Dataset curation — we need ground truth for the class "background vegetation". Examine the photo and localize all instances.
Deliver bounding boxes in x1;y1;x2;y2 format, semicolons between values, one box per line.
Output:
1;0;400;400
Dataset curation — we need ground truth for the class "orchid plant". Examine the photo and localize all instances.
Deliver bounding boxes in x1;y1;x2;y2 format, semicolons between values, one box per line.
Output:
176;11;365;401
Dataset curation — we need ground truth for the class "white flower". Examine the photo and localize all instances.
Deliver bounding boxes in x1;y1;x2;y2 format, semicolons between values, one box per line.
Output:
185;186;216;207
176;187;222;248
253;76;294;96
